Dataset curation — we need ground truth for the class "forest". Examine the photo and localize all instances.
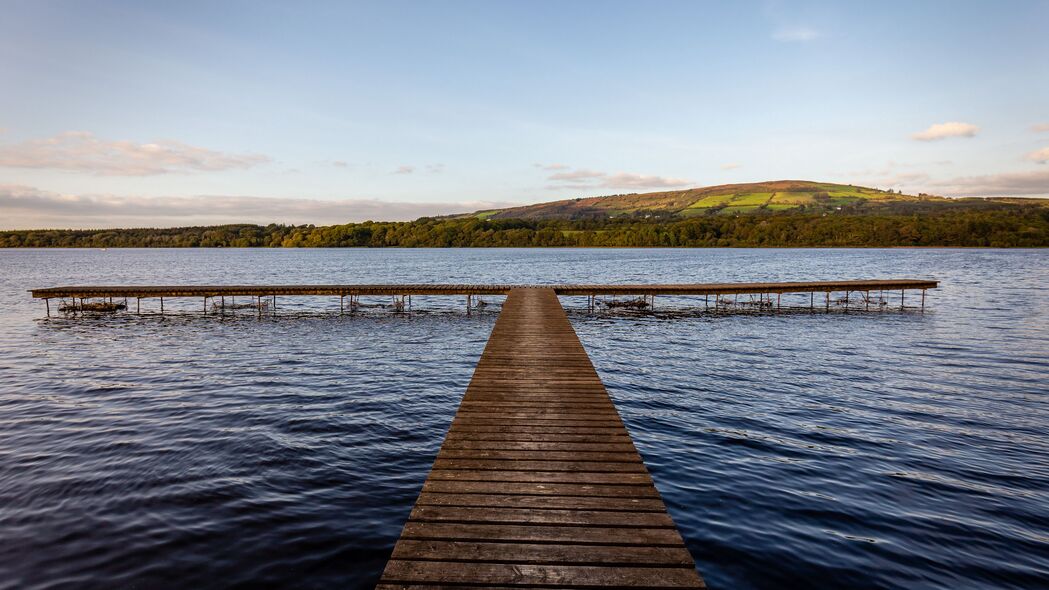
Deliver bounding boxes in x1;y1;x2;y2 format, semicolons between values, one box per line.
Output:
2;207;1047;248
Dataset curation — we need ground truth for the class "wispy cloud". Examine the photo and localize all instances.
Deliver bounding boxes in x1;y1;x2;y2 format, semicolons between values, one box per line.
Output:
1032;123;1049;133
426;163;445;174
912;122;979;141
534;163;569;171
330;160;349;168
772;27;819;42
1027;147;1049;164
0;131;270;175
392;165;415;175
542;166;692;191
930;170;1049;196
548;168;607;182
720;163;742;170
0;184;521;230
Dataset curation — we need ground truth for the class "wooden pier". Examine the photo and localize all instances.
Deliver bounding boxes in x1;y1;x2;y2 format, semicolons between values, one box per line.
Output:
29;279;937;316
377;288;705;588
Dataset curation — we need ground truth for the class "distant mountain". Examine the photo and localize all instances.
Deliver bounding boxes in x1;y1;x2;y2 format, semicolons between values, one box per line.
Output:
464;180;1043;220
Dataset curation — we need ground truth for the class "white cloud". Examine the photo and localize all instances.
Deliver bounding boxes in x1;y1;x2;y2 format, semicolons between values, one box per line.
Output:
930;170;1049;196
331;160;349;168
1032;123;1049;133
548;168;606;182
1028;147;1049;164
392;165;415;175
912;122;979;141
542;166;692;190
0;184;522;229
773;27;819;42
426;163;445;174
720;163;742;170
601;173;693;189
534;163;569;171
0;131;270;175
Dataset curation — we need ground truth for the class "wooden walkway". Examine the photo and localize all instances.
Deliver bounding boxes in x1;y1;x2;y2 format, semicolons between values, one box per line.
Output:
31;279;937;299
378;288;705;589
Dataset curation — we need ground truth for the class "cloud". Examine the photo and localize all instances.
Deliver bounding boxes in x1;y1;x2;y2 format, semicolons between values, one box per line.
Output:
773;27;819;42
873;172;932;187
541;166;692;191
534;163;569;171
331;160;349;168
601;173;693;189
426;163;445;174
1032;123;1049;133
0;131;270;175
0;184;522;229
720;163;742;170
930;170;1049;196
912;122;979;141
392;165;415;175
548;168;606;182
1027;147;1049;164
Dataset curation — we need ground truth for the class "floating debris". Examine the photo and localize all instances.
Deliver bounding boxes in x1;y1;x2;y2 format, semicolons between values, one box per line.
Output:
601;298;649;309
212;301;268;311
60;302;126;313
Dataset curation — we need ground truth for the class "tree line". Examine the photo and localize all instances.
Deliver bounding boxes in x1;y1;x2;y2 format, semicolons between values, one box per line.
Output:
2;208;1047;248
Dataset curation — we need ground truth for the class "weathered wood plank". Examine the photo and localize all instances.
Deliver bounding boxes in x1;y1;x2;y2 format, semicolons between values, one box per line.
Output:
410;506;676;527
389;540;695;565
413;493;668;512
381;561;704;587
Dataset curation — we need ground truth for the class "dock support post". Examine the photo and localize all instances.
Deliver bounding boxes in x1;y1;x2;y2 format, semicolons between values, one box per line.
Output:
137;298;141;315
777;293;781;311
467;294;472;315
160;297;164;314
921;289;926;312
810;292;814;311
45;298;50;317
203;296;207;315
272;295;276;312
825;291;830;313
866;290;870;311
340;295;344;315
901;289;905;310
844;290;849;313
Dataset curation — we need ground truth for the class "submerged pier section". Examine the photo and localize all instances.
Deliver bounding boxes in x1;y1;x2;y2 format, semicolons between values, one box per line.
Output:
30;279;938;315
377;288;705;588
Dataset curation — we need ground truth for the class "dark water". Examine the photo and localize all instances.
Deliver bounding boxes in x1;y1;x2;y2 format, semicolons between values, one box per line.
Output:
1;248;1047;589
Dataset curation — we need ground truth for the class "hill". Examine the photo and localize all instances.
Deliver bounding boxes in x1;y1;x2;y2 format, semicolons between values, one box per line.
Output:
3;180;1048;248
467;180;1044;220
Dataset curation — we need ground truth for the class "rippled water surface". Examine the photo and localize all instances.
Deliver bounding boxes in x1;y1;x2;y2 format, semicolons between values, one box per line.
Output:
1;248;1047;589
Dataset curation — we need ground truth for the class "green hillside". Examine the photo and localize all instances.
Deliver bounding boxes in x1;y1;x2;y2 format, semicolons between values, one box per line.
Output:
467;180;1038;220
3;180;1047;248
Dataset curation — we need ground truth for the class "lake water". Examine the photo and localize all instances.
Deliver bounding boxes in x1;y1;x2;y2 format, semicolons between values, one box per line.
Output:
1;248;1047;589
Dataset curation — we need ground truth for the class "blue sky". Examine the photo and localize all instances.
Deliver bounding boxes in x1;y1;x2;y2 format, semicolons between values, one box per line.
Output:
1;0;1047;228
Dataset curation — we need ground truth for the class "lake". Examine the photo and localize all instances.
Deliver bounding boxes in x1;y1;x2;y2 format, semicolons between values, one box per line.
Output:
1;248;1047;589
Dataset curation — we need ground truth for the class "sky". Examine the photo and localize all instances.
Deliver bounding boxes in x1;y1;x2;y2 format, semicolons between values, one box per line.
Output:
1;0;1048;229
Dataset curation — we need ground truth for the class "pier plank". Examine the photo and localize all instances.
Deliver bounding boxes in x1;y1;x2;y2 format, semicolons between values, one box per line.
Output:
379;288;705;588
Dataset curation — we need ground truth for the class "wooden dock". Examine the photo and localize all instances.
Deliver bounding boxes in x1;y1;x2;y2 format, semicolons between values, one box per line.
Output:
30;279;936;300
29;279;937;316
377;288;705;589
